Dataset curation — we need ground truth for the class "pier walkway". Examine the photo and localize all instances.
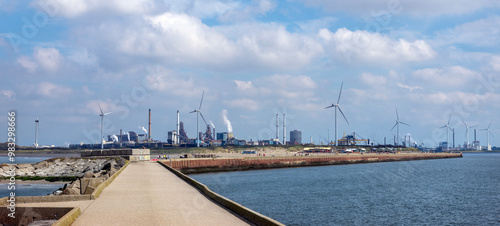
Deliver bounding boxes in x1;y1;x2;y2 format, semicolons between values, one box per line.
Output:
19;161;251;225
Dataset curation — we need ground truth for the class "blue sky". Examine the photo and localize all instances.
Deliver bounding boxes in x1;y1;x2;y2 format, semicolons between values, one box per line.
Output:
1;0;500;148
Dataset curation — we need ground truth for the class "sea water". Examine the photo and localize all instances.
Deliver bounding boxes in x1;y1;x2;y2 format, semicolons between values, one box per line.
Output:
191;153;500;225
0;156;65;198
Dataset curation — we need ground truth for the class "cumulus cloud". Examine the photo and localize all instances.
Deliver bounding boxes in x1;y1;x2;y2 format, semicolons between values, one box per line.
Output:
412;66;479;87
360;72;387;86
34;47;62;71
33;0;158;18
17;56;38;72
143;66;201;97
319;28;436;63
218;0;277;22
36;82;72;97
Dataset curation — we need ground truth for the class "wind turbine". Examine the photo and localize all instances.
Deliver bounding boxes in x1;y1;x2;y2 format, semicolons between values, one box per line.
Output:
98;102;112;149
391;109;410;146
325;82;349;146
190;91;208;147
480;121;494;151
440;115;452;151
462;120;476;149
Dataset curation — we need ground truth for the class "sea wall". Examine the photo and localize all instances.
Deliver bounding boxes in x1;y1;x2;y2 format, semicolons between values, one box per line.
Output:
163;153;462;174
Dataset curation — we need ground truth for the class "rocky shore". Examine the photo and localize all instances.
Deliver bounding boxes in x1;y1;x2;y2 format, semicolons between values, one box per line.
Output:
0;157;127;195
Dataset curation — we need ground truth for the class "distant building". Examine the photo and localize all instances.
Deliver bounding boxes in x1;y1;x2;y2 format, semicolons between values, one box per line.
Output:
167;131;178;144
290;130;302;145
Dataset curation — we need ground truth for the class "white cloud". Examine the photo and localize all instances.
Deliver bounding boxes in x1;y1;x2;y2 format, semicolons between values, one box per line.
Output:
143;66;200;97
34;0;158;18
1;90;15;99
319;28;436;63
412;66;479;87
17;56;38;72
397;83;423;92
490;55;500;72
299;0;499;16
36;82;72;97
435;15;500;47
360;73;387;86
234;80;253;91
411;91;500;105
34;47;62;71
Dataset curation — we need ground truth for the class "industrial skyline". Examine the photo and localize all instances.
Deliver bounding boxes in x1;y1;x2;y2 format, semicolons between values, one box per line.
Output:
1;1;499;147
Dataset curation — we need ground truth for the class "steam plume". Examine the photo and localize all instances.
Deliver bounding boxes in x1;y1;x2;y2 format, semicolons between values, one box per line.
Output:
222;109;233;133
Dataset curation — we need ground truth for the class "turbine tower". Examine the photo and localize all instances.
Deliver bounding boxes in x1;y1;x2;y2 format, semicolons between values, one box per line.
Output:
190;91;208;147
391;109;410;146
325;82;349;146
34;116;39;148
440;115;452;151
481;121;494;151
462;120;475;149
98;102;112;149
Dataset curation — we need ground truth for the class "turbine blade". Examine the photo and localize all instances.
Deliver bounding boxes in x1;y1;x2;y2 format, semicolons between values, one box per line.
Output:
98;102;104;115
489;131;495;137
104;112;113;116
488;121;492;129
336;82;343;105
190;110;197;113
462;119;467;128
199;90;205;110
325;104;334;109
337;106;349;125
396;108;399;121
199;111;208;126
400;121;410;126
447;114;451;125
391;122;398;131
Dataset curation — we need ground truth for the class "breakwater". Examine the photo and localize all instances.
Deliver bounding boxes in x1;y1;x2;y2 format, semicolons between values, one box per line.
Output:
164;153;463;174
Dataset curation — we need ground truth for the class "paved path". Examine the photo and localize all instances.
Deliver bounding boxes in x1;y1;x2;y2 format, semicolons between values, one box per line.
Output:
20;161;251;225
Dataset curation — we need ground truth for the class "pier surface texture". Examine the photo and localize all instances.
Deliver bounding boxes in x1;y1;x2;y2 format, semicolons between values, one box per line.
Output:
18;161;251;226
72;161;250;225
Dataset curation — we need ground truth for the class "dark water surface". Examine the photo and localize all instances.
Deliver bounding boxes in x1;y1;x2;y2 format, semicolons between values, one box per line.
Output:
191;153;500;225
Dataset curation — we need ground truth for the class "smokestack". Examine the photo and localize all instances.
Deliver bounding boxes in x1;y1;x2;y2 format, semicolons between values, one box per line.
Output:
120;129;122;147
177;110;180;144
276;114;279;140
148;108;151;142
474;129;477;142
35;116;39;148
283;113;286;145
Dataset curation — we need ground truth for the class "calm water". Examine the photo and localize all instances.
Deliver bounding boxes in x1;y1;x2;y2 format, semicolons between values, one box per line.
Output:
191;153;500;225
0;156;52;164
0;156;64;198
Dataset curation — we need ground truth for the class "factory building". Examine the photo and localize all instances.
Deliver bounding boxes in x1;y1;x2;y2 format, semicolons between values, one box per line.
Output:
290;130;302;145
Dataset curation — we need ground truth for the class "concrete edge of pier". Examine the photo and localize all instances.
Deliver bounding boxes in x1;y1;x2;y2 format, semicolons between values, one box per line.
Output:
158;161;285;226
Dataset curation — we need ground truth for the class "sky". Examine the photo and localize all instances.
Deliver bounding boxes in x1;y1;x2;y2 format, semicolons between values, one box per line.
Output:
1;0;500;148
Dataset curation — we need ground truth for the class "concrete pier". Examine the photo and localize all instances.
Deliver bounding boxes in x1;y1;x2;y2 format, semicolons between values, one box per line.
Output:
18;162;251;225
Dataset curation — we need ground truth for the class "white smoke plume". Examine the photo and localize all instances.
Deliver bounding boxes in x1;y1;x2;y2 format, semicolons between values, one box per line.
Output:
210;121;215;129
222;109;233;133
139;126;148;134
111;135;119;142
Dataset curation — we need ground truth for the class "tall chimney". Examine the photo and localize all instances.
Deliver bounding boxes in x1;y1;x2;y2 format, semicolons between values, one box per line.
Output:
35;116;39;148
474;129;477;142
283;113;286;145
148;108;151;142
177;110;180;144
276;114;279;140
120;129;122;147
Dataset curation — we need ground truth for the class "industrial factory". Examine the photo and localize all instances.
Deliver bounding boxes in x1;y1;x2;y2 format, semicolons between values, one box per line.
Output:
70;108;305;149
